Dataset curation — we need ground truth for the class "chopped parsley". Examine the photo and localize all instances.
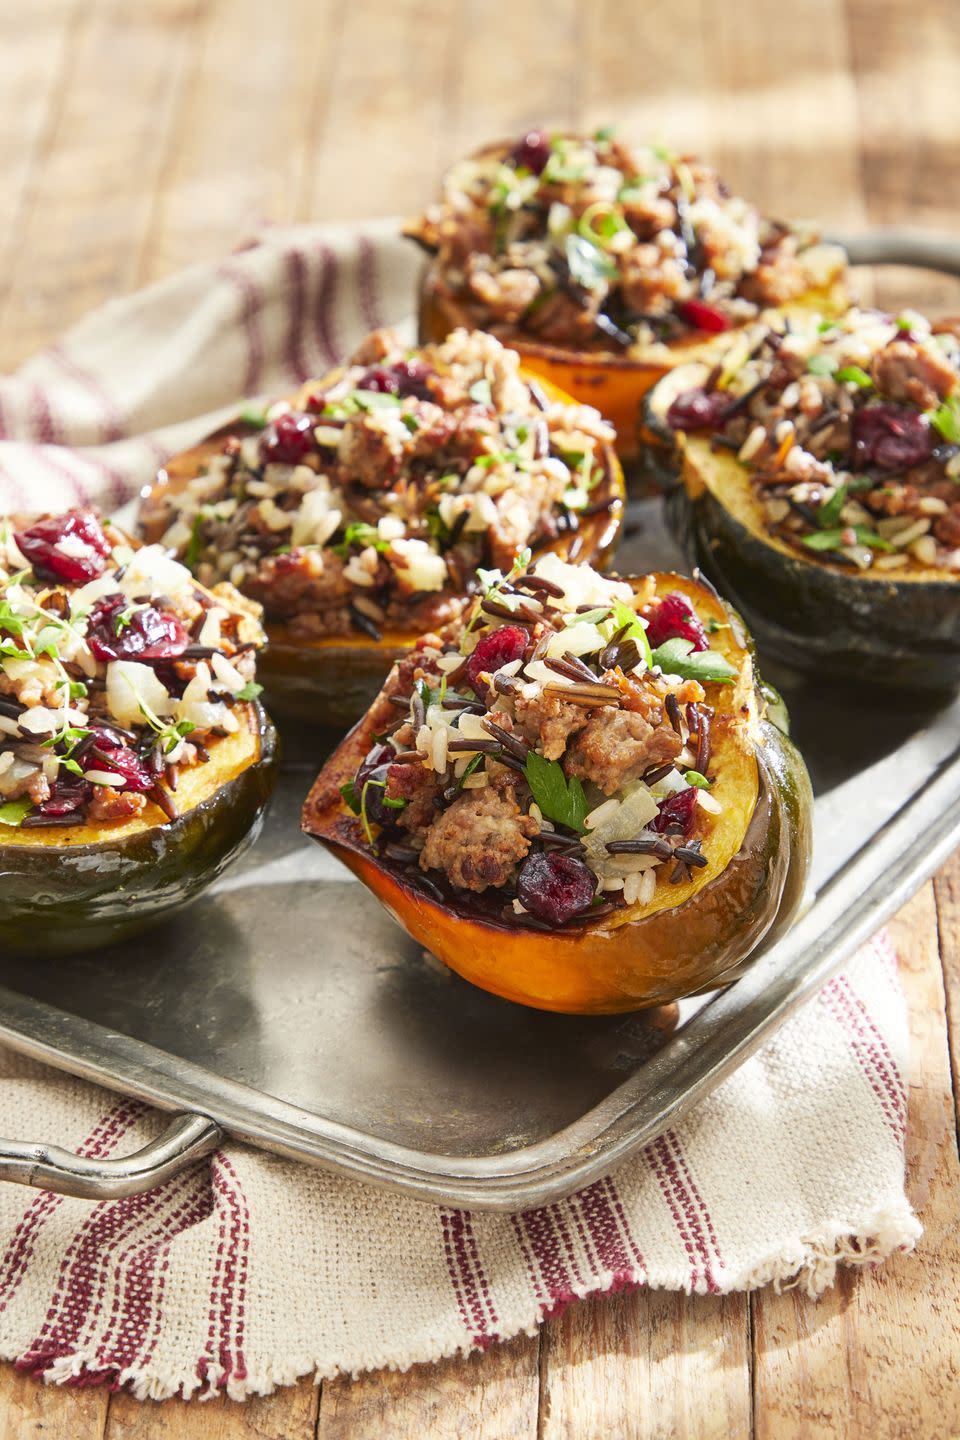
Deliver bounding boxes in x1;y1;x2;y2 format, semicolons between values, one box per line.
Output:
834;365;872;388
928;393;960;445
564;233;617;291
684;770;712;789
523;751;589;833
0;797;33;827
649;638;736;684
236;680;263;701
802;526;893;553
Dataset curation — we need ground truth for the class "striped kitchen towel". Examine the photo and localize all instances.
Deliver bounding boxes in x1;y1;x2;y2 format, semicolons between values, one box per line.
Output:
0;225;921;1399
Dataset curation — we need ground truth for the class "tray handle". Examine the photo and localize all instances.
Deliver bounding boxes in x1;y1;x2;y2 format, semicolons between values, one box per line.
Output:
0;1112;222;1199
827;227;960;278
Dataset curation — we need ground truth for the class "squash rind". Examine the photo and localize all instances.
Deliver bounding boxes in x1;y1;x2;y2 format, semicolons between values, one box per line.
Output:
0;702;279;958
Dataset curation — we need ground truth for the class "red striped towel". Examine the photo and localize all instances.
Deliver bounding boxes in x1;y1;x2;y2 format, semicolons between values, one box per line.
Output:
0;225;920;1399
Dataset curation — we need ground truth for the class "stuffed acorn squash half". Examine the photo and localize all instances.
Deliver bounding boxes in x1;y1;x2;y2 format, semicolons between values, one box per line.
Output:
407;128;847;469
647;305;960;688
302;553;811;1014
140;327;624;727
0;510;278;957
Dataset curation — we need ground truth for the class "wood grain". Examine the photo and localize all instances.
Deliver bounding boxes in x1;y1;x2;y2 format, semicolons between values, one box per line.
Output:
752;885;960;1440
104;1373;319;1438
316;1334;540;1440
1;1;960;1435
539;1288;752;1440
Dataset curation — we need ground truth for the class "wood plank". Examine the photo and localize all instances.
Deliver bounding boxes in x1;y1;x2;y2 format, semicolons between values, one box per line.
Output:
315;1333;540;1440
579;0;712;156
0;1367;108;1440
104;1373;319;1438
845;0;960;314
752;884;960;1440
0;0;82;291
138;0;340;282
442;0;580;162
933;850;960;1134
0;0;203;371
301;0;457;223
539;1288;751;1440
704;0;865;229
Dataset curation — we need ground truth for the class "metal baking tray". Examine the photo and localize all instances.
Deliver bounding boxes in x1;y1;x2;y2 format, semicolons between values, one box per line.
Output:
0;232;958;1209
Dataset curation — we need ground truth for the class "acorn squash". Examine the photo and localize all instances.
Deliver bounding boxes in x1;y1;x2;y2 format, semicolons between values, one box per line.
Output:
645;352;960;690
301;568;811;1014
141;367;624;729
409;131;848;472
0;701;278;959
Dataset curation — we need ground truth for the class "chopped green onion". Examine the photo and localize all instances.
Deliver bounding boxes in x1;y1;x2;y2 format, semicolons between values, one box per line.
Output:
928;393;960;444
807;354;838;376
835;365;872;388
802;526;893;552
684;770;712;789
0;797;33;827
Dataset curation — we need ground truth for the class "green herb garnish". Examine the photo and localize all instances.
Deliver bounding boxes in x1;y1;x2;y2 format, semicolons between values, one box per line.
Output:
457;753;484;789
334;521;390;557
802;526;893;552
564;233;617;291
816;484;849;528
611;598;653;669
236;680;263;701
807;354;838;376
339;779;361;814
928;393;960;444
835;365;872;388
0;797;33;827
524;751;589;833
649;638;737;684
239;404;269;428
684;770;712;789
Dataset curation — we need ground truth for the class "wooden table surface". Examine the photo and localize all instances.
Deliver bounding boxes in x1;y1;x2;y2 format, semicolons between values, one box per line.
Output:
2;1;960;1435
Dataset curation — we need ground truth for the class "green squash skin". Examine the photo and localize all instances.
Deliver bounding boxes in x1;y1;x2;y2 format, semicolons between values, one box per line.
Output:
258;635;406;729
686;712;812;995
0;705;280;959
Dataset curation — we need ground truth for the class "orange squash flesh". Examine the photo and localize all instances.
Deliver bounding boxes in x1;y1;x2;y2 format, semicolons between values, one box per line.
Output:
140;370;625;727
301;573;812;1013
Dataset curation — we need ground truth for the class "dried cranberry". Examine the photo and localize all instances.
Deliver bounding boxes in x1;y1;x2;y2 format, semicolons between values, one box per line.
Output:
645;592;709;652
678;300;732;334
86;728;154;792
517;852;596;926
259;411;315;466
38;775;92;816
86;594;189;663
650;787;699;836
510;129;551;175
665;387;730;432
850;404;934;473
466;625;528;694
357;359;434;402
15;509;112;585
